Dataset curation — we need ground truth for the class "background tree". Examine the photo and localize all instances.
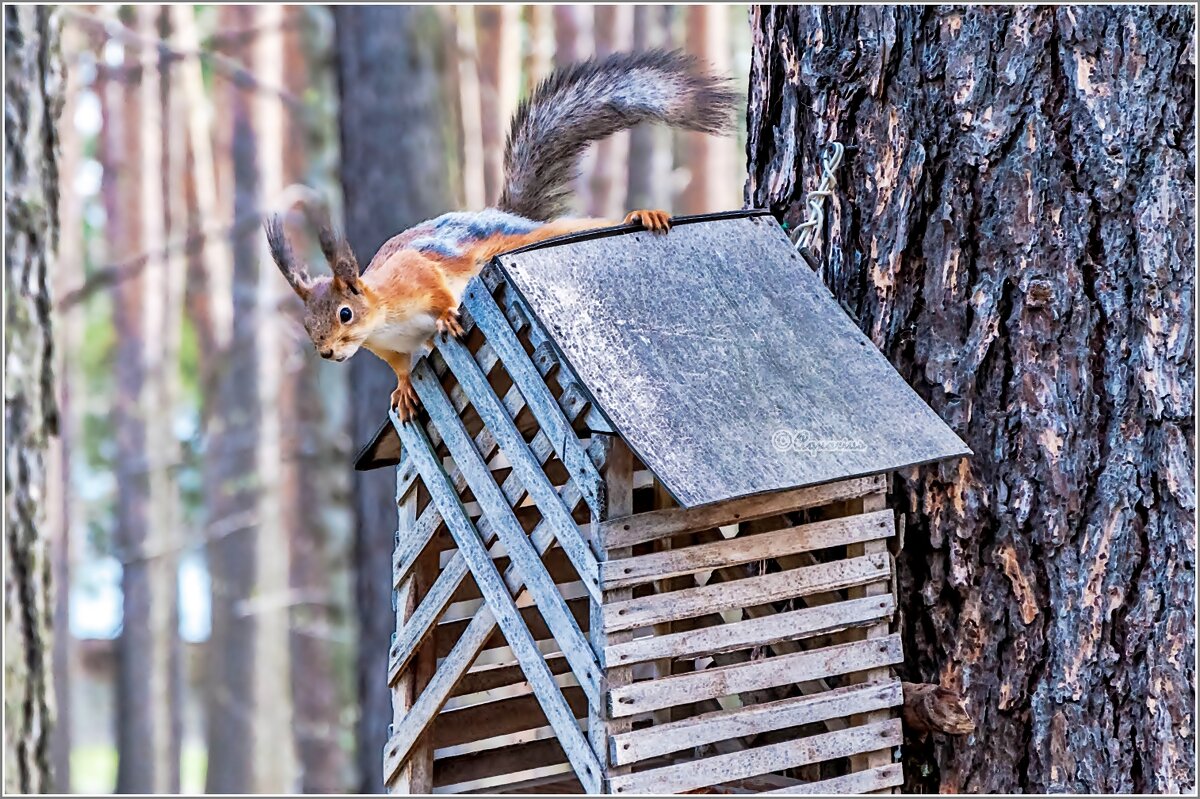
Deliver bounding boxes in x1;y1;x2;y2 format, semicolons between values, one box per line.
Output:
746;5;1195;792
332;6;456;791
4;5;62;792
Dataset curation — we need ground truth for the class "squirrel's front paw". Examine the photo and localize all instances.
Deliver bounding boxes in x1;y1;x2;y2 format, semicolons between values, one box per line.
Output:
391;381;419;421
624;209;671;234
436;308;465;339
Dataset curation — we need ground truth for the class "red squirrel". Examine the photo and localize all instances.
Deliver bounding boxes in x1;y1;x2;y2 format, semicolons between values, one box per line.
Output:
265;50;735;420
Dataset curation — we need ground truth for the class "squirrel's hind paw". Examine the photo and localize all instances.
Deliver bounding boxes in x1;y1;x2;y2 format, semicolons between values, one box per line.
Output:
436;309;465;339
624;209;671;234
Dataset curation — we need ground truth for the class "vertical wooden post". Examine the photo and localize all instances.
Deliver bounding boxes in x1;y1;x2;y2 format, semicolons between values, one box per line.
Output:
390;479;434;794
848;486;896;783
590;436;635;791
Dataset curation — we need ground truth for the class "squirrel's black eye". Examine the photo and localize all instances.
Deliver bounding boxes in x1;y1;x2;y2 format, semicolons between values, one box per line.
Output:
339;307;353;324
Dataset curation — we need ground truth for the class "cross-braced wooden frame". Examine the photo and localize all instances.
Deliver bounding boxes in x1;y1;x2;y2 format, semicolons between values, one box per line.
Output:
382;261;907;795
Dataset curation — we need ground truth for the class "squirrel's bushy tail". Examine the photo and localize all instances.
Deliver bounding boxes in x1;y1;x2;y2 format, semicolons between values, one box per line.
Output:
498;50;738;221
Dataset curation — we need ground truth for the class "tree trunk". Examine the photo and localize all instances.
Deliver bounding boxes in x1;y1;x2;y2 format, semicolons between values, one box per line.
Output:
746;5;1195;793
203;5;262;791
48;16;84;792
332;7;455;791
626;5;674;213
250;7;296;792
280;7;349;793
679;5;736;215
475;4;520;206
3;5;61;793
132;6;182;791
553;5;595;213
589;5;634;219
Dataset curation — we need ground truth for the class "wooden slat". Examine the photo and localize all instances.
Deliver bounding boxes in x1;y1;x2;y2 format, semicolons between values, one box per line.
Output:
607;718;903;795
444;666;577;713
602;510;894;589
610;680;901;767
604;553;890;633
441;581;588;625
434;737;572;794
388;422;583;682
762;763;904;795
394;313;596;590
435;685;589;751
409;362;602;702
606;594;894;666
384;439;608;788
462;280;606;517
394;360;591;590
608;634;903;718
849;492;896;779
387;416;602;792
602;475;887;549
586;437;635;788
396;329;504;495
435;763;574;795
438;336;602;602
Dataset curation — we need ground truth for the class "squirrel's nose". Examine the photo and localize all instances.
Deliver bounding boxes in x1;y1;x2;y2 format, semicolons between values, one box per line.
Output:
320;349;334;359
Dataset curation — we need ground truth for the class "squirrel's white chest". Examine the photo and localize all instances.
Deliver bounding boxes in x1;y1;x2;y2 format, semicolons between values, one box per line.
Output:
366;313;438;358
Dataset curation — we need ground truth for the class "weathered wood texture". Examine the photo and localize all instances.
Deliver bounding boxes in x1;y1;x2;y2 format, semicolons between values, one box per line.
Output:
496;215;969;508
746;5;1195;793
4;5;60;793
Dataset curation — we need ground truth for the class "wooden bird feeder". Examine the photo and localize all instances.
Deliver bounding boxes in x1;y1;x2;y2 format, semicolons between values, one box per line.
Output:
355;210;970;795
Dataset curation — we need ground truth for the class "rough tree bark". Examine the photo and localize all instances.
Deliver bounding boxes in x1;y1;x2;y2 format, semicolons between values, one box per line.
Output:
332;7;455;791
746;5;1195;793
3;5;61;793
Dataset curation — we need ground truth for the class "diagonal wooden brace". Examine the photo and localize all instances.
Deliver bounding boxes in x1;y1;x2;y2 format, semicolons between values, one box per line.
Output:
387;412;603;793
409;359;602;693
462;280;606;518
437;334;602;602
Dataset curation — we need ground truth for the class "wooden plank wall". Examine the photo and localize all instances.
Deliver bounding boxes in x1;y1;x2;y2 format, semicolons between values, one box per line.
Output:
601;473;906;795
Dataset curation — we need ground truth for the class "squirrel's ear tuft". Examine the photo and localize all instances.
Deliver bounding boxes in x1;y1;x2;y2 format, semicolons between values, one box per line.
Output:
265;215;312;300
317;224;361;295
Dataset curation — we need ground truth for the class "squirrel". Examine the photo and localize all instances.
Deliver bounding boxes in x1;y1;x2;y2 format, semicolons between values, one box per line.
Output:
265;50;736;420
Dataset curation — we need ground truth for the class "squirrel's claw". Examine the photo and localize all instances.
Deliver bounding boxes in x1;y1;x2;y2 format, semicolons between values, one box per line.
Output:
624;209;671;234
436;309;465;339
391;380;419;421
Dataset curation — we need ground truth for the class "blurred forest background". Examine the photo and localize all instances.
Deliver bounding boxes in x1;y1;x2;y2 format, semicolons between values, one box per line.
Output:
48;4;751;794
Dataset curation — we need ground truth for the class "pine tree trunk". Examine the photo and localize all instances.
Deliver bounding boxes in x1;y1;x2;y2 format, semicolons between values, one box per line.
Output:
280;8;349;793
132;7;182;791
679;5;736;215
475;4;520;206
3;5;61;793
204;6;261;791
626;5;673;213
589;5;634;219
746;5;1196;793
332;7;455;791
250;7;296;792
48;17;84;792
